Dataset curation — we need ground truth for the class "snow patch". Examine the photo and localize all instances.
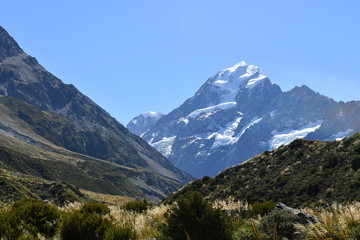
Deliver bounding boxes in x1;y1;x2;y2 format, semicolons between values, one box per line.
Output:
178;117;189;125
151;136;176;157
223;61;248;73
330;129;353;141
210;115;243;149
269;110;277;118
214;80;228;86
269;120;323;150
141;111;163;118
187;102;237;119
203;116;262;150
246;75;267;89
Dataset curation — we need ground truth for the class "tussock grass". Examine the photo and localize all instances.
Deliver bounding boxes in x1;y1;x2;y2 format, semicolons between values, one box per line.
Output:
1;198;360;239
109;203;170;239
296;202;360;239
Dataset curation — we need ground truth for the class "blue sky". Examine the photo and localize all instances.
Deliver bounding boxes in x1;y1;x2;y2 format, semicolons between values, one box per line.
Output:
1;1;360;124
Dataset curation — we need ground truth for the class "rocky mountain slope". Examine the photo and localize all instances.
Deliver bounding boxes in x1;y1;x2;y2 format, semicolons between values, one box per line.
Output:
0;94;185;200
0;26;193;200
132;61;360;178
165;133;360;207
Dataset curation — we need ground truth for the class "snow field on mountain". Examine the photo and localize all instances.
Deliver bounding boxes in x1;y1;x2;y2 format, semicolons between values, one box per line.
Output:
187;102;237;119
151;136;176;157
269;120;323;150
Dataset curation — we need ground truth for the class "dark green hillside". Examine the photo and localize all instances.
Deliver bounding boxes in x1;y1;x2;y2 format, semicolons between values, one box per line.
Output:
0;26;192;187
166;133;360;207
0;132;183;201
0;94;188;199
0;168;85;205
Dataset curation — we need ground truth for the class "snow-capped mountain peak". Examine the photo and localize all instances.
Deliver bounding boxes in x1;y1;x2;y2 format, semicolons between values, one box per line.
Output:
130;61;360;178
209;62;270;103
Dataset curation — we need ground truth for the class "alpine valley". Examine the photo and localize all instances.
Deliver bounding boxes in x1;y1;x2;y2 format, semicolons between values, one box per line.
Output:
0;26;193;203
128;62;360;178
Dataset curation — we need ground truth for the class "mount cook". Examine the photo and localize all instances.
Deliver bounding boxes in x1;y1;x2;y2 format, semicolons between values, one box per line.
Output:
128;61;360;178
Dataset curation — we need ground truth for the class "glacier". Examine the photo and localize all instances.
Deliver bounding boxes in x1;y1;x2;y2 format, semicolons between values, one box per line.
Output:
269;120;323;150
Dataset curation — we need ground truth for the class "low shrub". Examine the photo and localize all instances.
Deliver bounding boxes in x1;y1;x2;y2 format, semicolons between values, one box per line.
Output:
104;224;137;240
0;209;22;239
0;199;60;239
122;199;152;213
81;201;110;215
248;201;276;217
161;191;232;240
260;210;302;239
232;222;256;240
60;210;111;240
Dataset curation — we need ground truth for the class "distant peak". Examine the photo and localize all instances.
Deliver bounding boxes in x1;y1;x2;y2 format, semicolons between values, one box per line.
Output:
127;111;164;136
140;111;164;118
290;85;314;93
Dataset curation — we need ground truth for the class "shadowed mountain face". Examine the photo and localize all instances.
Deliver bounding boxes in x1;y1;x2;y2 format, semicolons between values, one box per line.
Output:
131;61;360;178
0;26;193;199
165;133;360;207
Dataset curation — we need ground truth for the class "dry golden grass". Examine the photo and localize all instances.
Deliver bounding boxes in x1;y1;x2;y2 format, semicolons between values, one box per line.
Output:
213;196;249;212
296;202;360;239
109;203;170;239
80;189;133;205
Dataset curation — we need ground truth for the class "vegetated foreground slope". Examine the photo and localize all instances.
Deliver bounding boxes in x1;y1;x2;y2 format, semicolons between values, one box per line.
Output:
0;26;192;187
134;61;360;178
166;133;360;207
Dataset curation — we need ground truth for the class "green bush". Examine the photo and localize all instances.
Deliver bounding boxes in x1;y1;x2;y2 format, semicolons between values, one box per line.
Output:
348;220;360;239
60;202;111;240
17;233;38;240
0;209;22;239
248;201;276;217
161;191;232;240
0;199;60;239
60;210;111;240
81;201;110;215
232;222;257;240
260;210;302;239
104;224;137;240
122;199;152;213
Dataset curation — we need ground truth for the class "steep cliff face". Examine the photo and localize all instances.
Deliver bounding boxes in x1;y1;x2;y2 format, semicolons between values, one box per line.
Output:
137;62;360;178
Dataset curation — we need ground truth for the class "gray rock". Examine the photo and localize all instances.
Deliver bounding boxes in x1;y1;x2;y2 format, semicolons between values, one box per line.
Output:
272;203;318;224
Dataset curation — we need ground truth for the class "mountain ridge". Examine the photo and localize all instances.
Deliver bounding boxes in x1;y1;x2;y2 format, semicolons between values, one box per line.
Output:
129;61;360;178
0;26;193;200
